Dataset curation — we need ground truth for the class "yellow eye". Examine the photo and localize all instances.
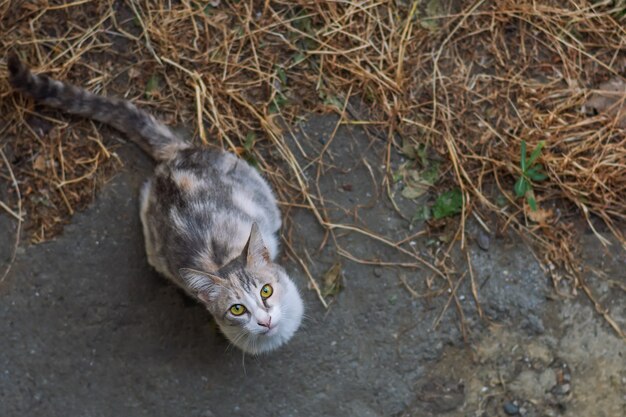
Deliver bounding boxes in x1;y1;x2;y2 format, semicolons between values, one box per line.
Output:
261;284;273;299
229;304;246;316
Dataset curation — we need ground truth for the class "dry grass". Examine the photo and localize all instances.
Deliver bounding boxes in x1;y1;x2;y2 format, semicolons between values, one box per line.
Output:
0;0;624;336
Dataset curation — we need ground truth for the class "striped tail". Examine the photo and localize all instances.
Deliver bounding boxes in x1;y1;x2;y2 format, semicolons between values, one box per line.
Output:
7;53;189;160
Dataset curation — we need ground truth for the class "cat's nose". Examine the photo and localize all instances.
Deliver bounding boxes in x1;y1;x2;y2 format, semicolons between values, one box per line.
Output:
257;317;272;328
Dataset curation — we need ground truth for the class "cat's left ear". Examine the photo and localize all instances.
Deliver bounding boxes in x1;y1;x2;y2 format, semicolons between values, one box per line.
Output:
242;222;270;268
179;268;223;303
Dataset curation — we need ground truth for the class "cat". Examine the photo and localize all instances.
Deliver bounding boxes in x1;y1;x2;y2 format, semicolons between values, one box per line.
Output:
7;53;304;354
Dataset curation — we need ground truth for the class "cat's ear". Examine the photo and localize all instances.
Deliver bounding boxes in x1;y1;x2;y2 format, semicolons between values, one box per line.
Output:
179;268;223;303
241;222;270;268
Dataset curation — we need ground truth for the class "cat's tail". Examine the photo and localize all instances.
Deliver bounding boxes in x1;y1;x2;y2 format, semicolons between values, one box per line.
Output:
7;53;189;161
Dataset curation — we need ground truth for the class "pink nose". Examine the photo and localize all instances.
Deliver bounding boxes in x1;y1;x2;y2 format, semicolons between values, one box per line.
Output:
257;317;272;328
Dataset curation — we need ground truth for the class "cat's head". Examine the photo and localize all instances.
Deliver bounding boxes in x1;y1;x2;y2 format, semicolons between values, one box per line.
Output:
180;223;304;354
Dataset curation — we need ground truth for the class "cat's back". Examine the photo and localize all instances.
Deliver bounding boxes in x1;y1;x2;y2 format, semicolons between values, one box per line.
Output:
163;148;279;218
141;147;281;278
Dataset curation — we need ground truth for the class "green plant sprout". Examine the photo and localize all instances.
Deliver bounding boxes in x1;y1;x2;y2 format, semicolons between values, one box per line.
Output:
432;188;464;219
514;140;548;211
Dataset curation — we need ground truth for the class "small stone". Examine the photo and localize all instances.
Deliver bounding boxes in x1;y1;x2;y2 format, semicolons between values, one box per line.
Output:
526;342;553;365
539;368;557;392
504;402;520;415
556;367;572;385
373;268;383;277
477;230;490;251
552;383;570;395
525;314;545;334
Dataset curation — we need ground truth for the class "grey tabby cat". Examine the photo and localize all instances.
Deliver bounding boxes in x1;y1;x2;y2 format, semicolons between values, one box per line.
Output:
7;54;304;354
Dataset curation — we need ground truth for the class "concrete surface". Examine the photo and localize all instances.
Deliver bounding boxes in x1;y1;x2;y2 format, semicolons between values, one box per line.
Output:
1;115;624;417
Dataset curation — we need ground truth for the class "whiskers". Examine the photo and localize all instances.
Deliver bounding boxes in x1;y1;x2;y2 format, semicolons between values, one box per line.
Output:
225;328;248;353
282;309;313;333
297;312;315;327
225;329;253;373
241;334;264;373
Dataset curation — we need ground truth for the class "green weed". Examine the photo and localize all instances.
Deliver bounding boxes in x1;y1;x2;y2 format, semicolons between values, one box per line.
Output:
144;74;160;99
514;140;548;211
242;131;259;169
432;188;464;219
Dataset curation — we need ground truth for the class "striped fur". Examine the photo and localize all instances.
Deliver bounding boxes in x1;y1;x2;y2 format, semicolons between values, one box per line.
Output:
8;53;188;160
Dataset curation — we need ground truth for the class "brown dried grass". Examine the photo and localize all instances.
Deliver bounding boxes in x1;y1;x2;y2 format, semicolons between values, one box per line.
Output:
0;0;624;336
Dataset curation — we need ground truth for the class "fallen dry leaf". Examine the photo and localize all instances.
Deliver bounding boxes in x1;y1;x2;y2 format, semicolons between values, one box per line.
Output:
322;262;343;298
527;207;553;224
33;154;46;172
584;78;626;128
397;162;438;200
401;175;431;199
127;67;140;79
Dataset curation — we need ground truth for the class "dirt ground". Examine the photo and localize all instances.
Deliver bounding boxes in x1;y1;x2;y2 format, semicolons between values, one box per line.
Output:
0;114;624;417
